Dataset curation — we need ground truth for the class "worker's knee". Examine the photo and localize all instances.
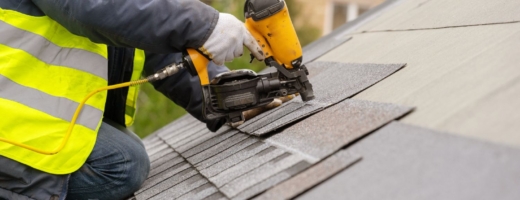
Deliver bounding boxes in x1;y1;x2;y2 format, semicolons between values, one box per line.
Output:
120;139;150;192
67;122;150;199
102;122;151;195
99;121;150;188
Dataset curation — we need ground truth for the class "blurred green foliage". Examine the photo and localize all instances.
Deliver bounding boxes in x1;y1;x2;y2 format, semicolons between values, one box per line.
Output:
131;0;320;138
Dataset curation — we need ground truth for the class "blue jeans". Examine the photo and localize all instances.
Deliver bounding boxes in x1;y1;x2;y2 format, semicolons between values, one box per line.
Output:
66;121;150;200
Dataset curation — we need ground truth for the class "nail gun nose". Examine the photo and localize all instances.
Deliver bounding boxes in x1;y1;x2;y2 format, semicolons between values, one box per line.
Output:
300;87;315;101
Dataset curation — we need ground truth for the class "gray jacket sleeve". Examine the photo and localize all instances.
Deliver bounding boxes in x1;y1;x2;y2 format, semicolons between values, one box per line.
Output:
31;0;219;53
31;0;227;130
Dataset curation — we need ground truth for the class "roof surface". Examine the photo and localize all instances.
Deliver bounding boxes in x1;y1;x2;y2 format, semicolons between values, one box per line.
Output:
323;0;520;146
133;0;520;199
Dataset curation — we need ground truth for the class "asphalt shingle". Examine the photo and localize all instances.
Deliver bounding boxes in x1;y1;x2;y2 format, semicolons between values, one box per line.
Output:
169;128;213;149
151;175;208;200
297;122;520;200
148;148;175;164
252;102;325;136
254;150;362;200
164;126;208;146
219;153;307;198
146;143;170;157
136;168;198;200
136;98;412;199
176;183;219;200
142;136;160;146
194;137;260;170
323;3;520;146
148;156;185;178
232;161;313;200
175;129;228;153
156;115;199;138
267;99;413;160
209;147;287;187
134;0;520;199
186;133;250;165
180;129;239;158
310;62;405;104
199;141;270;177
202;192;228;200
144;138;164;151
136;163;192;194
239;62;406;136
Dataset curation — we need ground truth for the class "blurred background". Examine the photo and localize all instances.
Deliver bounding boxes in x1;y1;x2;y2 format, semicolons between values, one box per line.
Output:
131;0;385;138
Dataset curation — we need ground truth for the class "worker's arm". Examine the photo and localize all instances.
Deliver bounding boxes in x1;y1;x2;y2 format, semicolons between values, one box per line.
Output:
143;52;228;132
31;0;263;65
31;0;260;130
32;0;217;53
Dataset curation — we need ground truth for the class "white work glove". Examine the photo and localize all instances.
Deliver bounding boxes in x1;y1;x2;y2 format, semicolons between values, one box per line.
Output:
199;13;265;65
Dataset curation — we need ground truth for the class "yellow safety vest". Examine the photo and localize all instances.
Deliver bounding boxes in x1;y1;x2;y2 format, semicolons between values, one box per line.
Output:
0;8;144;174
126;49;145;126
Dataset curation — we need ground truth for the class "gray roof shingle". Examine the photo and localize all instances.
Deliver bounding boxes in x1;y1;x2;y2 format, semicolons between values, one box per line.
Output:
254;150;361;200
238;62;406;136
297;122;520;200
134;0;520;199
136;93;410;200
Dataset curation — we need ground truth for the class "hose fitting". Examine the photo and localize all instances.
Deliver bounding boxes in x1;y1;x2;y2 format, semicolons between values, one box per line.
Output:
147;63;185;82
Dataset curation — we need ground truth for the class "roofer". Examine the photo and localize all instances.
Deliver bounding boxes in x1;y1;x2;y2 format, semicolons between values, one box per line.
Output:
0;0;267;199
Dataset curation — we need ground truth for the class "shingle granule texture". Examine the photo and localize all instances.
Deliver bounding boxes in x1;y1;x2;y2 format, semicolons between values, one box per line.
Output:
151;175;208;200
193;137;258;166
199;141;270;177
135;98;411;199
176;183;219;200
136;168;198;199
232;161;313;200
209;147;288;187
298;122;520;200
132;0;520;198
238;62;406;136
137;115;337;200
267;99;413;160
135;57;411;200
254;150;362;200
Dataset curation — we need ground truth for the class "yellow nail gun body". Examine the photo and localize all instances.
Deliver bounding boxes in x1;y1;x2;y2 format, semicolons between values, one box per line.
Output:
183;0;314;125
245;0;302;70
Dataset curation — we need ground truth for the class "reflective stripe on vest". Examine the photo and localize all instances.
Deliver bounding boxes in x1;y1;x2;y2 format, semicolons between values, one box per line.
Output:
0;8;108;174
125;49;145;126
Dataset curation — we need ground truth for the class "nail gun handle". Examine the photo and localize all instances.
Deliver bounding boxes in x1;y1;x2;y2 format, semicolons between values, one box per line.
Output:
184;49;211;86
245;22;275;61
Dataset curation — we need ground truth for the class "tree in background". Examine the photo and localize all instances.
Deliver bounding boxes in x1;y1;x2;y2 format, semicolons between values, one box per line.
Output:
132;0;321;138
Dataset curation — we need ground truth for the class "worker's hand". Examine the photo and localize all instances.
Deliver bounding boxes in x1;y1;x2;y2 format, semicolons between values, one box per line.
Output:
199;13;264;65
229;94;297;128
